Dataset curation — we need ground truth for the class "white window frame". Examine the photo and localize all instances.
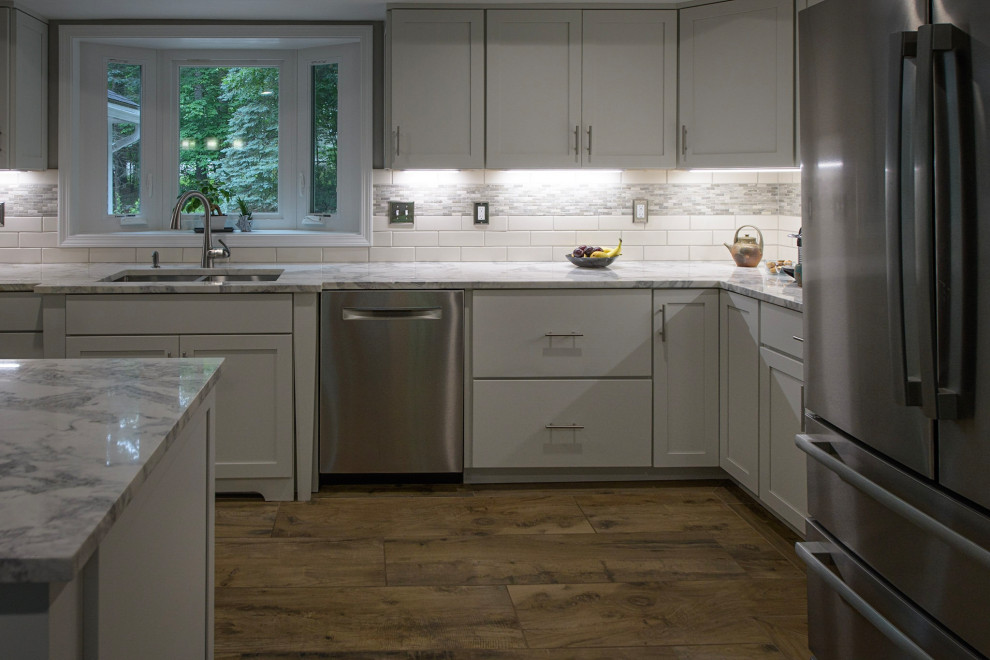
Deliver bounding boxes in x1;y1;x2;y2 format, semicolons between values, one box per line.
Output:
58;24;374;248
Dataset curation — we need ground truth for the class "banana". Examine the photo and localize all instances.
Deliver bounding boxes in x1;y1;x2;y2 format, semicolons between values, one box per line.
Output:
590;250;607;258
605;239;623;258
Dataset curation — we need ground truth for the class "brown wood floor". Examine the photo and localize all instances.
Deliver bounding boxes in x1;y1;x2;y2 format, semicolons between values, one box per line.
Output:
214;481;809;659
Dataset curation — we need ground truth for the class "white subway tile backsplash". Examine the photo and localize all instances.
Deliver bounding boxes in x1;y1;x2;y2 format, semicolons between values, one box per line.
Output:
461;246;507;262
89;248;137;263
136;247;185;263
42;247;88;263
530;231;577;246
620;170;667;184
276;247;323;262
462;215;507;231
690;245;734;261
372;215;390;232
779;215;803;232
0;247;41;263
618;245;644;260
373;232;392;247
0;234;18;247
507;216;554;231
713;171;759;184
370;247;416;262
392;231;439;247
439;231;485;247
229;247;277;263
644;245;690;260
0;217;43;232
553;215;598;231
757;172;780;184
372;169;392;185
183;248;204;263
574;231;621;246
667;231;713;246
647;215;691;230
507;246;553;261
621;231;667;246
43;217;58;232
484;231;531;246
322;247;369;262
416;215;462;231
598;215;645;231
736;214;778;230
415;246;461;261
690;215;735;230
778;246;800;261
667;171;713;184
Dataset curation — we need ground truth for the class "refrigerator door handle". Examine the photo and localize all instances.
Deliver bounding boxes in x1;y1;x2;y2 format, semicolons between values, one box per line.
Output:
797;433;990;569
931;23;973;421
796;542;934;660
913;24;941;420
885;31;921;407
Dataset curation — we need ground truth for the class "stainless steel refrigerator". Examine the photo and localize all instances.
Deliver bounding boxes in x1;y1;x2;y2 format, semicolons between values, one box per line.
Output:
798;0;990;657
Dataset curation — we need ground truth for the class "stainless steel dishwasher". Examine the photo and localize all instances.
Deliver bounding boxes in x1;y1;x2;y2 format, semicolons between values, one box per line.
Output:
320;290;463;477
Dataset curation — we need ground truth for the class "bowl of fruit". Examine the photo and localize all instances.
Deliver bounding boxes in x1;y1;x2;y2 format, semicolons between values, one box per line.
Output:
565;240;622;268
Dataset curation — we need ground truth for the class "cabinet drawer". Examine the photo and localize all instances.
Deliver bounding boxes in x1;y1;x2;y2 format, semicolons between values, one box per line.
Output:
472;290;652;377
65;294;293;335
472;379;652;468
761;302;803;360
0;293;42;331
0;332;43;358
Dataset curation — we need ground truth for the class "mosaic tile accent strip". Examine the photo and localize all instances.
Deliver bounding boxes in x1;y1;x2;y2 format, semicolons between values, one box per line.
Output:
0;184;58;217
374;183;800;217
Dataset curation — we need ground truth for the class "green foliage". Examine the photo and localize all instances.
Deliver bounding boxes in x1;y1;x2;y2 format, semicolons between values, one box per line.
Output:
108;63;142;215
182;178;232;215
311;63;338;215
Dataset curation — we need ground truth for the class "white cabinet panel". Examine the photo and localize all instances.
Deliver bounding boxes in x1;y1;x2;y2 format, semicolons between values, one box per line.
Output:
181;334;294;484
473;379;652;468
761;302;804;360
472;289;652;378
486;10;583;168
654;289;719;467
66;334;179;358
719;291;761;492
0;332;43;358
388;10;485;168
760;346;807;532
0;9;47;170
582;10;677;168
679;0;794;167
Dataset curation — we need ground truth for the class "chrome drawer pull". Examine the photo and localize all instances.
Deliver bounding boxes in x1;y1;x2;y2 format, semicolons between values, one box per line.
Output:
545;332;583;337
793;335;804;342
545;424;584;430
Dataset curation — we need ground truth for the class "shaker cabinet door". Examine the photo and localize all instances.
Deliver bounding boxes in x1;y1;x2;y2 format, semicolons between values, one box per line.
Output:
388;10;485;169
719;291;761;492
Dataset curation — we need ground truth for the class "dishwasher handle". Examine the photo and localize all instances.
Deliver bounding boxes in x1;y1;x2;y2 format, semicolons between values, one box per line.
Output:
342;306;443;321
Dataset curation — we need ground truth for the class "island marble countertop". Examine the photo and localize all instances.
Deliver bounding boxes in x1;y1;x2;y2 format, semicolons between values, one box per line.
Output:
0;358;223;583
1;261;801;310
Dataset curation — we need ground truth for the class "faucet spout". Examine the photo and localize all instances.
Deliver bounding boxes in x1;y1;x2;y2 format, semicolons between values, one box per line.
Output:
170;190;231;268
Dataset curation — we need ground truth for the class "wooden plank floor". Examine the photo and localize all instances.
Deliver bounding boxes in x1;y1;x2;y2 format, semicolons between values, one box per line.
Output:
215;481;808;659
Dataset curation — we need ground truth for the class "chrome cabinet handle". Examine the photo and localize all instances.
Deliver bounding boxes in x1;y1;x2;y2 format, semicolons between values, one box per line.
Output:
656;305;666;342
545;332;583;337
681;125;688;156
573;125;580;155
396;125;401;157
545;424;585;430
586;125;592;156
792;335;804;342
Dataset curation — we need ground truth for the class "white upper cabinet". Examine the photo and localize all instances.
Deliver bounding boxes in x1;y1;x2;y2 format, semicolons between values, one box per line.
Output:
679;0;795;167
387;10;485;169
486;10;583;169
0;8;47;170
582;10;677;168
486;9;677;169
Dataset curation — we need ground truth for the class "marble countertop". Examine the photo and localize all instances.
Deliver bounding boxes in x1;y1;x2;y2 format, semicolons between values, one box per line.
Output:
0;358;223;583
2;261;801;310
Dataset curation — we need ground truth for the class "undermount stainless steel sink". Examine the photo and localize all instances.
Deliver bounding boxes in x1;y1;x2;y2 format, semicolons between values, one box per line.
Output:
102;269;283;283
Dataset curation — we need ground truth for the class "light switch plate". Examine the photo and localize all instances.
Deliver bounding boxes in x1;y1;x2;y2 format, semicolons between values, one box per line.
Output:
389;201;414;225
473;202;490;225
632;199;648;224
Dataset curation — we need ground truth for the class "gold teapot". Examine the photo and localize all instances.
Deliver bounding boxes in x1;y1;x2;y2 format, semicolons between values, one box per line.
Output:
724;225;764;268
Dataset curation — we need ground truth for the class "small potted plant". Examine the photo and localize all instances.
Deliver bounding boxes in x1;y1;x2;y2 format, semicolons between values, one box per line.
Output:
182;179;232;230
235;196;253;232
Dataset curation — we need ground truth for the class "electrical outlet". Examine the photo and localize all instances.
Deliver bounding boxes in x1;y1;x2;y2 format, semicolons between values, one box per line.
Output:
632;198;649;224
389;201;414;225
474;202;490;225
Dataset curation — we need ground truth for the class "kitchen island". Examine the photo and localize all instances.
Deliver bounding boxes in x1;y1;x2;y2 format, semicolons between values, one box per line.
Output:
0;357;222;660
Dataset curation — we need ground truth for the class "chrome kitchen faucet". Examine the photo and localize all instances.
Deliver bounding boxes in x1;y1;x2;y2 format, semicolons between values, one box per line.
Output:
170;191;231;268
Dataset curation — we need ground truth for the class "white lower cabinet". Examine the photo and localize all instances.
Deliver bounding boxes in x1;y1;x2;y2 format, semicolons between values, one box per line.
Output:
719;291;761;492
0;292;44;358
759;344;808;533
473;379;652;468
653;289;719;467
62;294;296;501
